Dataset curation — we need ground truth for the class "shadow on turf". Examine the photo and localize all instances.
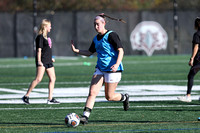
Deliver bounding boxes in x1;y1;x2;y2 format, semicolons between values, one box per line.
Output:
0;122;64;126
132;101;200;105
87;120;187;124
89;120;152;123
130;108;200;112
124;101;200;112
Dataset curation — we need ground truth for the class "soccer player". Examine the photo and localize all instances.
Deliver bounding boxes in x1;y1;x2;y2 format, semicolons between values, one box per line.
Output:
177;17;200;102
71;13;129;124
22;19;59;104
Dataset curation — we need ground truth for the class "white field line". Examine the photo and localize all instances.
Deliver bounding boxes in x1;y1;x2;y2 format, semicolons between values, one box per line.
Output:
0;88;27;94
1;96;200;104
0;81;91;86
0;62;85;68
2;80;200;86
0;85;200;104
0;60;187;68
0;105;199;111
123;60;187;64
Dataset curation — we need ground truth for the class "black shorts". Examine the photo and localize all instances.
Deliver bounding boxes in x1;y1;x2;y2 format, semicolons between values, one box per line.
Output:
36;62;54;69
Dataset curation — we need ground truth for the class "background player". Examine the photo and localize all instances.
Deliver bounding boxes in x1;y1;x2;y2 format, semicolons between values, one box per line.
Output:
71;13;129;124
22;19;59;104
177;17;200;102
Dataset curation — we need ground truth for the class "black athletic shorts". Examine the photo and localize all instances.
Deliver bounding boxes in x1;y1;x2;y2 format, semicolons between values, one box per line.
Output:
36;62;54;69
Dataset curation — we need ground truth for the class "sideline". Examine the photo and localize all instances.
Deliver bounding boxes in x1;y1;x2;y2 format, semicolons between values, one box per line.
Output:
0;85;200;104
0;105;200;110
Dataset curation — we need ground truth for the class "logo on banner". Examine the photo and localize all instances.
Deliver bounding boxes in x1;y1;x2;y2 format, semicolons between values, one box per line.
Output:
130;21;168;56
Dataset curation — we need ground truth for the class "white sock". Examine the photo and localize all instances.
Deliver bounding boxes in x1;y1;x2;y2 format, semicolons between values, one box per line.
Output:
83;111;90;118
121;94;127;101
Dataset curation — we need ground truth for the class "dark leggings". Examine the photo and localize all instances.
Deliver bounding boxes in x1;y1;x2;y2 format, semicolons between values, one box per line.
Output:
187;62;200;94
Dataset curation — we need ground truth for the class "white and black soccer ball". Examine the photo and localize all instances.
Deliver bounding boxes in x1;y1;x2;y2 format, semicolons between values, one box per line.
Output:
65;113;80;127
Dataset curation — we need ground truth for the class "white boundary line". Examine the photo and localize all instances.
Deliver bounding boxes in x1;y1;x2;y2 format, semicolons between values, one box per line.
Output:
0;59;187;68
0;105;200;110
0;85;200;104
2;80;200;86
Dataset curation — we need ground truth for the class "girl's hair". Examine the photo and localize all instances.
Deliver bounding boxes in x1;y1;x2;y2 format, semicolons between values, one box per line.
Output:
195;17;200;30
95;13;126;24
38;19;51;38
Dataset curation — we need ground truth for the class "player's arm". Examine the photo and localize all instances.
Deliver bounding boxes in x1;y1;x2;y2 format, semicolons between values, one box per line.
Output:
71;40;93;56
52;58;55;62
111;48;124;72
108;32;124;72
189;44;199;66
37;48;43;66
116;48;124;66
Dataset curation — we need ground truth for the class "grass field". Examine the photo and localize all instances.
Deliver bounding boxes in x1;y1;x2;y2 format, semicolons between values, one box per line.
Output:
0;55;200;133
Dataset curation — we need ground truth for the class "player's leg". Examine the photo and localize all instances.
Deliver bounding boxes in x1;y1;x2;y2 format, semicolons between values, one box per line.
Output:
26;66;46;96
80;74;104;124
187;65;200;95
187;69;196;95
105;82;121;101
22;66;45;104
104;72;129;111
178;64;200;102
105;82;129;111
46;66;59;104
85;75;104;108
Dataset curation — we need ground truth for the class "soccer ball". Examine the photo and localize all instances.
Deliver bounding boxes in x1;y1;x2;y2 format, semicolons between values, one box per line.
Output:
65;113;80;127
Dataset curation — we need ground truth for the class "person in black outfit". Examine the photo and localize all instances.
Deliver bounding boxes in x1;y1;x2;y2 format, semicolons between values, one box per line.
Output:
22;19;59;104
177;17;200;102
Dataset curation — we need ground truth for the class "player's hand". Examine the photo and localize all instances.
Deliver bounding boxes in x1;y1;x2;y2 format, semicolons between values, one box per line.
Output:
38;61;43;66
111;64;119;72
52;58;55;62
71;40;79;53
189;58;194;66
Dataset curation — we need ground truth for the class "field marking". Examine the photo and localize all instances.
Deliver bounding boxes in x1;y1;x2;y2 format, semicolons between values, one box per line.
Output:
0;105;200;110
2;79;200;86
0;62;85;68
123;60;187;64
0;59;187;68
0;80;193;86
0;85;200;104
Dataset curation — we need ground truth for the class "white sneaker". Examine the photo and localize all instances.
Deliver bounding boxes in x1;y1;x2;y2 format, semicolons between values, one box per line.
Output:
47;98;60;104
177;96;192;102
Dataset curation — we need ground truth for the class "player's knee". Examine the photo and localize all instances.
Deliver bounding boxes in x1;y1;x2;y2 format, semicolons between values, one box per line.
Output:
35;78;42;83
50;76;56;83
105;95;114;101
188;74;193;79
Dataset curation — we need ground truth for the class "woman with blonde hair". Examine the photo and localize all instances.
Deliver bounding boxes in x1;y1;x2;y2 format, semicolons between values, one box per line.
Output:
22;19;59;104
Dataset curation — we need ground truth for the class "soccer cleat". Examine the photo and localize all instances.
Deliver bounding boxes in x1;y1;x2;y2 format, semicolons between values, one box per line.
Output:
22;96;30;105
177;96;192;102
47;98;60;104
123;93;129;111
80;116;88;125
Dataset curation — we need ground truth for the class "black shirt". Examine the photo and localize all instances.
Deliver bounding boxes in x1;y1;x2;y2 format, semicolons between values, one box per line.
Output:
35;34;52;65
89;31;123;53
192;30;200;47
